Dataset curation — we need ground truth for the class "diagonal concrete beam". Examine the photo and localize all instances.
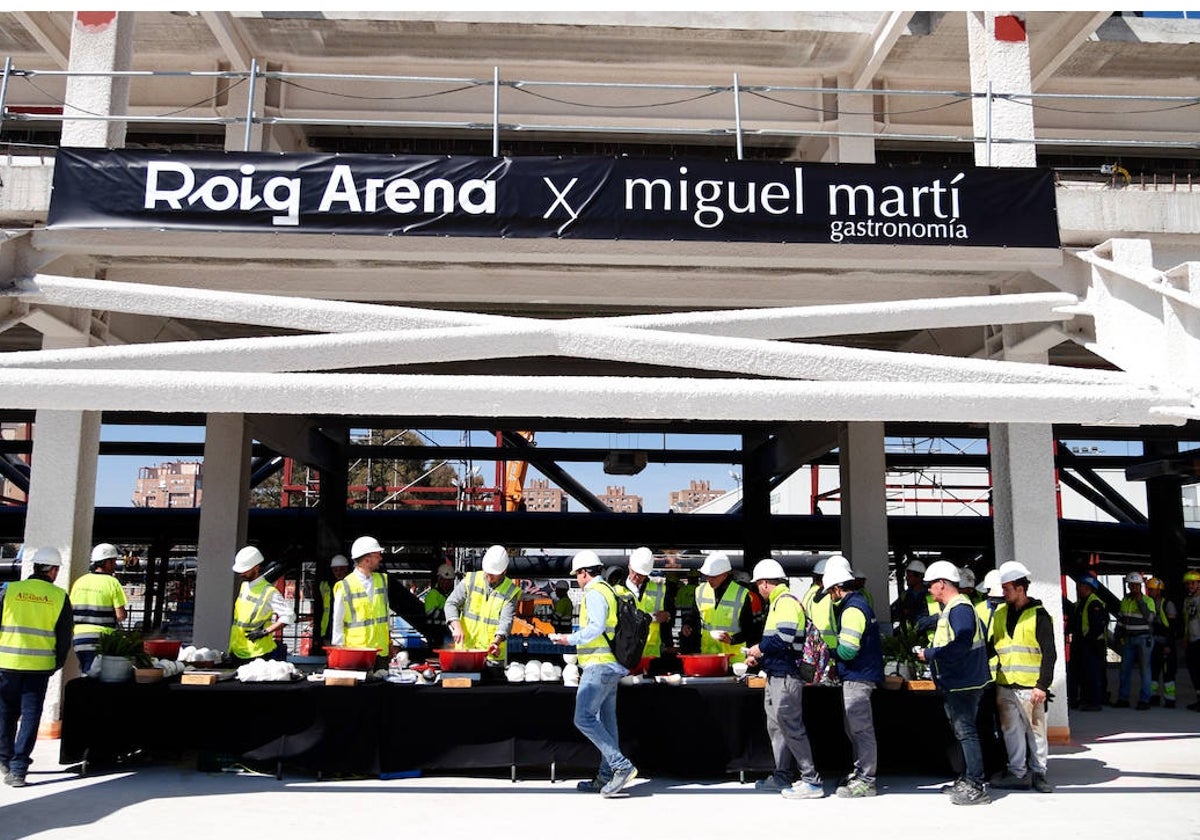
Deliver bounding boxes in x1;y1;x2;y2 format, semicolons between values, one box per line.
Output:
199;11;255;69
12;12;71;69
848;11;915;90
1031;11;1110;91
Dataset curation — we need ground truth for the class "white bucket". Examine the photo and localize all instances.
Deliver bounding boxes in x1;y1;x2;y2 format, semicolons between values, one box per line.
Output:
98;655;134;683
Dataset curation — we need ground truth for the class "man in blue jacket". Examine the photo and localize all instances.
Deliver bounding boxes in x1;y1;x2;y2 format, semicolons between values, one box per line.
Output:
917;560;992;806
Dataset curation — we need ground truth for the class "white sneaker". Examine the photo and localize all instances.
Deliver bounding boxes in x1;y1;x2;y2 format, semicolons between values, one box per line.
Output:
600;766;638;797
781;781;825;800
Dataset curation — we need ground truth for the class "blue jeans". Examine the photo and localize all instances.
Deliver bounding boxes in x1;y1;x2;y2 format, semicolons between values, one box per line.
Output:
76;650;96;675
1118;634;1153;703
942;688;985;784
573;664;631;779
0;670;51;776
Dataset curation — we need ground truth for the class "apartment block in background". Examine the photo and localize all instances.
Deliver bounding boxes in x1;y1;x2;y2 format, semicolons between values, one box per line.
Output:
524;478;568;512
669;479;727;513
133;461;203;508
600;485;643;513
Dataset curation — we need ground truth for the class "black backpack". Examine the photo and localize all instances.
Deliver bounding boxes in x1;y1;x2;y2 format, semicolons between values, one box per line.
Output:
599;582;652;671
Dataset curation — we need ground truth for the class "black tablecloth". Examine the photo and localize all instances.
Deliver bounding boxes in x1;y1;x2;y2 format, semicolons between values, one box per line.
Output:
61;678;1001;778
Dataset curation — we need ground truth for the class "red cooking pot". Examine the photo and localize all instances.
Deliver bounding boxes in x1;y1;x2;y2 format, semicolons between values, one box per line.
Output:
628;656;654;676
435;648;490;672
142;638;182;660
325;646;379;670
680;654;730;677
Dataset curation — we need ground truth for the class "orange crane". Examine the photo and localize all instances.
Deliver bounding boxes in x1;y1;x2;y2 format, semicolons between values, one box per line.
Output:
502;431;535;512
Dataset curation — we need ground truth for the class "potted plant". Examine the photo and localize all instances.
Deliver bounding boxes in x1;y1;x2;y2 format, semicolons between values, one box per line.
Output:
95;627;150;682
880;625;929;687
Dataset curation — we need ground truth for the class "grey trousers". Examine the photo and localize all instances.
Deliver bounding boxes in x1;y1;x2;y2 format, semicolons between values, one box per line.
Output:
995;684;1049;776
764;674;821;786
841;679;878;784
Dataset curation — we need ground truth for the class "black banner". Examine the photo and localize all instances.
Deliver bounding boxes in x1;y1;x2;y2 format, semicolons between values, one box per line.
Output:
48;149;1060;248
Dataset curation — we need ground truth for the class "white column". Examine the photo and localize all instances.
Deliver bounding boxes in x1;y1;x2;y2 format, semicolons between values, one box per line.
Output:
838;422;890;619
193;414;251;649
966;11;1036;167
834;88;877;164
60;12;135;149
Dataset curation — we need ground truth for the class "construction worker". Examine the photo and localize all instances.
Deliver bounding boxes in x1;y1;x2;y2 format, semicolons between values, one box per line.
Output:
801;558;838;649
1183;570;1200;711
229;546;295;663
695;551;759;663
744;558;824;800
824;554;883;798
895;559;939;642
552;581;575;633
960;568;982;604
619;547;669;662
1115;572;1155;709
445;544;520;665
423;562;456;626
977;569;1004;679
316;554;351;648
0;547;72;788
988;560;1056;794
1070;575;1108;711
331;536;392;665
916;560;991;806
69;543;129;674
1145;576;1178;707
549;550;638;797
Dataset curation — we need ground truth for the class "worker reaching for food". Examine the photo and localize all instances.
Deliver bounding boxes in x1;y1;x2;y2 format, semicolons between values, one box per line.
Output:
617;547;670;662
331;536;393;667
229;546;294;663
444;544;520;664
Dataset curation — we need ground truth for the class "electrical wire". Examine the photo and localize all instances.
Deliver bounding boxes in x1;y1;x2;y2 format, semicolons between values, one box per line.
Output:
510;85;724;110
277;78;483;101
746;88;973;118
15;74;248;119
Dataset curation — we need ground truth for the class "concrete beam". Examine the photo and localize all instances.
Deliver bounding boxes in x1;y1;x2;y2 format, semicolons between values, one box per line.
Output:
199;11;254;69
848;11;915;89
1030;11;1110;91
12;12;71;68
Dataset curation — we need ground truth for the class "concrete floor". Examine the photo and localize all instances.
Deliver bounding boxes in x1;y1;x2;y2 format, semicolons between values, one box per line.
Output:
2;698;1198;840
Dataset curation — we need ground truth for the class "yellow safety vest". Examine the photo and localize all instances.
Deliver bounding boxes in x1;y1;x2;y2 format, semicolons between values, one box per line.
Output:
338;571;390;654
0;578;67;672
69;571;126;653
460;571;519;663
229;578;280;660
975;599;998;679
617;578;666;658
802;584;838;648
931;593;989;690
1080;592;1102;637
319;581;333;638
991;602;1044;688
696;579;749;662
577;579;618;667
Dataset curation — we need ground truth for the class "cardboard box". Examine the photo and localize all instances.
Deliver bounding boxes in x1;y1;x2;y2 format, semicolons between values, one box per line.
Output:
181;672;219;686
442;676;474;689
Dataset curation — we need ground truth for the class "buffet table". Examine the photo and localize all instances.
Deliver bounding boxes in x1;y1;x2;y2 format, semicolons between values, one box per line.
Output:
61;677;1002;779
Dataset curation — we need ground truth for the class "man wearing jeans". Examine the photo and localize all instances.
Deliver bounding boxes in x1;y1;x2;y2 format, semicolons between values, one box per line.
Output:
1115;572;1155;710
550;550;637;798
744;558;824;800
988;561;1056;793
917;561;992;806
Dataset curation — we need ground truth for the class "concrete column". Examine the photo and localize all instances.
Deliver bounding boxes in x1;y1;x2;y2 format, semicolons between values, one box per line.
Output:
834;88;876;164
965;11;1036;167
193;414;251;649
224;64;266;152
741;432;772;568
838;422;890;619
989;421;1069;741
61;12;135;149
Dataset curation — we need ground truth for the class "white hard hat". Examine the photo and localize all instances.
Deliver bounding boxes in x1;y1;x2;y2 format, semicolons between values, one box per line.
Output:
232;545;264;573
959;568;977;589
90;543;119;565
906;560;927;575
751;558;786;582
329;554;350;569
570;549;602;574
31;546;62;568
628;546;655;576
1125;571;1144;585
813;558;829;576
980;569;1002;595
699;551;731;577
998;560;1032;585
435;563;455;580
350;536;384;560
482;544;509;575
923;560;960;584
823;555;856;591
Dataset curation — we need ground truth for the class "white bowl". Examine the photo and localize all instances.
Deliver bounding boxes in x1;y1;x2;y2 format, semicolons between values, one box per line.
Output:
732;662;748;677
562;654;578;665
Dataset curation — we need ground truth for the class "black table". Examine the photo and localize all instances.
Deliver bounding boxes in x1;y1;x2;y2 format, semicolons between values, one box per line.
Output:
61;677;1001;779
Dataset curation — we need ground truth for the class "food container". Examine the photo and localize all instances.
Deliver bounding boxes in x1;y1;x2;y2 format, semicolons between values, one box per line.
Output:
142;638;182;660
627;656;653;676
134;667;164;684
325;646;380;670
680;653;729;677
435;648;489;672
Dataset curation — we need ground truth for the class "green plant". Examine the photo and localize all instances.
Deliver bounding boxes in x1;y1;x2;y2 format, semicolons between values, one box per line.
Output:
880;624;928;678
95;627;151;667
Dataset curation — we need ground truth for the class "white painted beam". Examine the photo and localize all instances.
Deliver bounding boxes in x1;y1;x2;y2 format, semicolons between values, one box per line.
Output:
12;12;71;68
1030;11;1110;91
199;11;255;69
849;11;915;90
0;368;1187;425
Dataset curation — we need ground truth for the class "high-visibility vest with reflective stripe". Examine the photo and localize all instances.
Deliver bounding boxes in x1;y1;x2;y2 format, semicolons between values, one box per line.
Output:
338;571;390;654
802;585;838;648
319;581;333;637
763;585;805;656
460;571;519;662
69;571;126;653
424;587;447;621
1118;594;1154;635
931;593;990;691
0;578;67;672
975;599;998;679
229;578;280;659
991;602;1044;688
617;578;666;658
577;579;618;667
1080;592;1103;637
696;580;749;662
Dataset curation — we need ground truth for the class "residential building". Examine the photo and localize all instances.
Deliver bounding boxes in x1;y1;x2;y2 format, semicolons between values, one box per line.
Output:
600;485;643;514
133;461;203;508
669;479;727;513
524;478;568;512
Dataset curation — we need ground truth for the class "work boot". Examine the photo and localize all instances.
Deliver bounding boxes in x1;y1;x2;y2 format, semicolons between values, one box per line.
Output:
600;765;638;798
3;772;26;788
836;776;877;798
941;777;968;795
1031;773;1054;793
990;770;1031;790
754;776;792;792
576;776;610;793
950;781;991;806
